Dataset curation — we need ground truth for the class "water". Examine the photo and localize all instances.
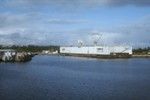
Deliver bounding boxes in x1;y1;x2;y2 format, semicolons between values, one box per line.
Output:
0;55;150;100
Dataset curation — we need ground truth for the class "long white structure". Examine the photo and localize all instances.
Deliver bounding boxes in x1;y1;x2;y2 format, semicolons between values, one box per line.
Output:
60;46;132;56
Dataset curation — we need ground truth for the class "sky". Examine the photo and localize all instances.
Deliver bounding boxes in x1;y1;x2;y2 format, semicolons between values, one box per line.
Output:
0;0;150;47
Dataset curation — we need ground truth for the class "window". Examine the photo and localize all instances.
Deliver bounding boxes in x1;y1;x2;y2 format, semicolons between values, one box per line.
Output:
97;48;103;52
62;48;65;51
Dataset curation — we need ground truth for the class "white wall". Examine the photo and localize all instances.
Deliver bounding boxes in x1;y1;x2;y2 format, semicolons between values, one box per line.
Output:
60;46;132;55
110;46;132;55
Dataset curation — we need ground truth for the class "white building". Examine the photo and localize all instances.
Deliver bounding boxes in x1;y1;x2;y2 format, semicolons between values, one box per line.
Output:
60;46;132;55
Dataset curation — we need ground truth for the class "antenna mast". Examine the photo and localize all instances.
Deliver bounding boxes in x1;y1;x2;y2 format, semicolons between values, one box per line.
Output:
77;40;84;47
91;33;102;46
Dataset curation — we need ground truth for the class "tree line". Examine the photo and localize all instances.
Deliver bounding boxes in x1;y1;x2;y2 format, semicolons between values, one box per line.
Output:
133;47;150;55
0;45;60;52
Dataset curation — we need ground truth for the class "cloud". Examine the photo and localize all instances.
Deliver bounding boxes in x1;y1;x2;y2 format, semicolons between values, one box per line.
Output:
47;19;87;24
1;0;150;9
99;16;150;47
0;32;50;45
65;15;150;47
0;11;149;47
0;1;149;47
0;13;29;28
99;0;150;6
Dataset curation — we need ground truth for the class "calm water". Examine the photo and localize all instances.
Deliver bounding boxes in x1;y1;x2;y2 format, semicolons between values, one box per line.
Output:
0;55;150;100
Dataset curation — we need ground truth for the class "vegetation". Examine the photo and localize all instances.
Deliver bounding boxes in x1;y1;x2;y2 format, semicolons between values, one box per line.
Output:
0;45;60;52
133;47;150;55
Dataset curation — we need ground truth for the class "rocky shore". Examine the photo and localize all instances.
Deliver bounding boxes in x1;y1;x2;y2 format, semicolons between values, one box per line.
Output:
0;50;34;62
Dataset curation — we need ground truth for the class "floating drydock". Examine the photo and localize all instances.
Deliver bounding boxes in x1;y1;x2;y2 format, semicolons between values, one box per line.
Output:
60;46;132;58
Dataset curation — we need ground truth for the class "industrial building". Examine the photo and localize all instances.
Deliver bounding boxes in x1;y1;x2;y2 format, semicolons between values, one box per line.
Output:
60;33;132;58
60;46;132;58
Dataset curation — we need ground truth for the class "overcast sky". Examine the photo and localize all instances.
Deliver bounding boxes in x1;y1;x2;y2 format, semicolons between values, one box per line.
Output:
0;0;150;47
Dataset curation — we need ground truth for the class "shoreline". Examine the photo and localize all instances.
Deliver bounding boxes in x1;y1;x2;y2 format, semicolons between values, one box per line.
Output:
47;53;150;59
1;54;150;63
132;55;150;58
